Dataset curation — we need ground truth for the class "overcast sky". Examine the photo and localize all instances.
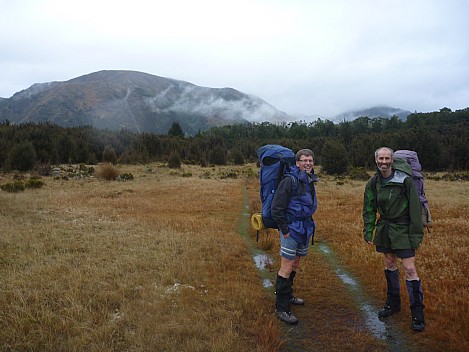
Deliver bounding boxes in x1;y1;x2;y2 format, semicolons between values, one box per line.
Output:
1;0;468;117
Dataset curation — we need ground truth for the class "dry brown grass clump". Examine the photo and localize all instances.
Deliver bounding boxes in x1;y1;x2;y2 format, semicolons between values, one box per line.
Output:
95;162;120;180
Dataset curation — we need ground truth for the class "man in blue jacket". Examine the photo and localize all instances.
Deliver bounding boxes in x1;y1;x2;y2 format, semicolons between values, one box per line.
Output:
271;148;319;325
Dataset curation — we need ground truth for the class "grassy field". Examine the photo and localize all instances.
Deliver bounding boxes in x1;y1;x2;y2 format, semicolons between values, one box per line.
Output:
1;163;468;351
302;175;469;352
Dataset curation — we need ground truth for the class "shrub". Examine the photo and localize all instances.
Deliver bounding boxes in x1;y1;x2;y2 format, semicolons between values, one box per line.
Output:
320;140;349;175
26;178;45;189
232;149;245;165
348;167;371;181
117;173;134;181
200;157;209;168
36;162;52;176
219;170;239;179
168;153;181;169
6;142;37;171
1;181;26;193
209;147;227;165
96;163;120;180
200;171;211;179
242;168;256;178
102;145;117;164
441;172;469;181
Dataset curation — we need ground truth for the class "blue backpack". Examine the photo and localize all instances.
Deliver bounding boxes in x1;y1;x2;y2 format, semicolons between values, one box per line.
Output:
258;144;298;229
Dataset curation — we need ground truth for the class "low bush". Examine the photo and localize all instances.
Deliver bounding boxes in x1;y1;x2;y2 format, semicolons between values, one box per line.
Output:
168;153;181;169
117;173;134;181
219;170;239;179
348;167;371;181
26;178;45;189
96;163;120;180
1;181;26;192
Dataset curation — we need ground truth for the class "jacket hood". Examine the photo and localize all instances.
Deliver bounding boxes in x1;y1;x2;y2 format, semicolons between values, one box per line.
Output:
392;157;412;176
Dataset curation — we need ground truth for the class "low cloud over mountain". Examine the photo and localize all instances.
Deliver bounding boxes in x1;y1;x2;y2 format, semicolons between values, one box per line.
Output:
0;70;291;135
331;106;412;122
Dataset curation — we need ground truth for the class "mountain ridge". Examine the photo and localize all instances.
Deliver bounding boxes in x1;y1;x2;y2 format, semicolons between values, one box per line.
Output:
0;70;290;135
0;70;413;134
331;105;412;122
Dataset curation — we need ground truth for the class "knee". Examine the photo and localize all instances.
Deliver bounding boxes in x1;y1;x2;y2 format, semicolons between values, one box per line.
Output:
384;257;398;270
279;259;295;277
403;265;418;279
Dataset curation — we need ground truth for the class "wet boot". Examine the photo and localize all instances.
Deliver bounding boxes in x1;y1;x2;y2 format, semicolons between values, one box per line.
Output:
275;274;298;325
406;279;425;331
289;271;304;306
378;269;401;317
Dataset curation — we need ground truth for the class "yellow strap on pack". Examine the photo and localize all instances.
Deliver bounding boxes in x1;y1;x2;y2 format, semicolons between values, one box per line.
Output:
250;213;265;231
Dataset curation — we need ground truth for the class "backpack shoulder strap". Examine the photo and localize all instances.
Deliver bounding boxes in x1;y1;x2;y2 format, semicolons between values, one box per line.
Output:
371;173;378;193
283;173;299;196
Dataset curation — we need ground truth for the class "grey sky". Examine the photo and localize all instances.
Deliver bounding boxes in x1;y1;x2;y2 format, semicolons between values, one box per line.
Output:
1;0;468;117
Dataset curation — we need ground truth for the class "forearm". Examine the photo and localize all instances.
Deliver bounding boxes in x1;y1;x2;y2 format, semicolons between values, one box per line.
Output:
362;183;377;241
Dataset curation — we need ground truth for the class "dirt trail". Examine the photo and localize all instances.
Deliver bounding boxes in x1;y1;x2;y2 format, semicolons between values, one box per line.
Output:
240;187;419;352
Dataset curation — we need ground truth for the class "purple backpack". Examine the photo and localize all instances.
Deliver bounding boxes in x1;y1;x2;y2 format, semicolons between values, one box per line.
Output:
394;150;432;228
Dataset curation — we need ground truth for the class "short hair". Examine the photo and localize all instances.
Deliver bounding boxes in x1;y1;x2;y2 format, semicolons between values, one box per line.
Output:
296;149;314;161
374;147;394;160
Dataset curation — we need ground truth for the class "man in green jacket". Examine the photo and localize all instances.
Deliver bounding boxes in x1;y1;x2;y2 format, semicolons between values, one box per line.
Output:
363;147;425;331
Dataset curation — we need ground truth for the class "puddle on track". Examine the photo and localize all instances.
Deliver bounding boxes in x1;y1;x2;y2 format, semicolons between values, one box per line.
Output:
239;188;414;352
317;242;413;352
239;200;277;291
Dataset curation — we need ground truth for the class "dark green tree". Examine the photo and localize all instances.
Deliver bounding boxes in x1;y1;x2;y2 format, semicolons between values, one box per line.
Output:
6;141;37;171
168;122;184;137
209;146;228;165
168;152;181;169
320;140;349;175
102;145;117;164
231;148;245;165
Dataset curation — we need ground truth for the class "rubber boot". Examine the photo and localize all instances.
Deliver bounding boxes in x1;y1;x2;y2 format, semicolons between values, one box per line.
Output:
275;275;298;325
289;271;304;306
378;269;401;317
406;279;425;331
289;270;296;286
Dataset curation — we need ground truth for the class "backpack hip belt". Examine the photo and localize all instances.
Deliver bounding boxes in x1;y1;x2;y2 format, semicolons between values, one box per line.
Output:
378;215;410;225
287;215;312;224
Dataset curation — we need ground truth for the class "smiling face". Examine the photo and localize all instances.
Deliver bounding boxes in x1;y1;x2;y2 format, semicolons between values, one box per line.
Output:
375;147;394;177
296;149;315;173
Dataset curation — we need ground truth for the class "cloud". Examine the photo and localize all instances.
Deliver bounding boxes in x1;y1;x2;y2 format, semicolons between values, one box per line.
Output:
1;0;468;117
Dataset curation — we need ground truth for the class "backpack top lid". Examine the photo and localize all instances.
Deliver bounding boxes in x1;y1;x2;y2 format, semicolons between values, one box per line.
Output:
258;144;296;167
394;150;423;179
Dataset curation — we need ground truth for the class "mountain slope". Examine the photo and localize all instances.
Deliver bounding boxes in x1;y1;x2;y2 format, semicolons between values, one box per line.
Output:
0;70;290;134
332;106;412;122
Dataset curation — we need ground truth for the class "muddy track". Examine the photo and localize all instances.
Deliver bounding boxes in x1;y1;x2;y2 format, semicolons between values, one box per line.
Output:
240;187;419;352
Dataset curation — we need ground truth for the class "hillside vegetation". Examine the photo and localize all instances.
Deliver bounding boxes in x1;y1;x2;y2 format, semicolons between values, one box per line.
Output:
1;107;468;173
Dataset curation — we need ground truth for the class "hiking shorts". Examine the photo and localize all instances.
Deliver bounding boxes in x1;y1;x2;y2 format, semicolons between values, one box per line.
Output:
279;234;308;260
376;246;415;259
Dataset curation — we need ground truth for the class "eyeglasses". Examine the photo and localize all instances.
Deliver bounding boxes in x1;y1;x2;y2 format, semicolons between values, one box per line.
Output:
298;159;314;163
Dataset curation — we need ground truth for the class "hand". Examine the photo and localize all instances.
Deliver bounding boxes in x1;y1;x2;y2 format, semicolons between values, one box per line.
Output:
366;240;374;245
283;232;290;238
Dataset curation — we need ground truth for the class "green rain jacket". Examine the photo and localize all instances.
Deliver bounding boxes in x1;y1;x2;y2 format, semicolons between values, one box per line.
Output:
363;158;424;250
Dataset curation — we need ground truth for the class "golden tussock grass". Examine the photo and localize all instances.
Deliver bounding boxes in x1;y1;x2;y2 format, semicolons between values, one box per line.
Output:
0;164;281;352
307;176;469;352
1;163;468;351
